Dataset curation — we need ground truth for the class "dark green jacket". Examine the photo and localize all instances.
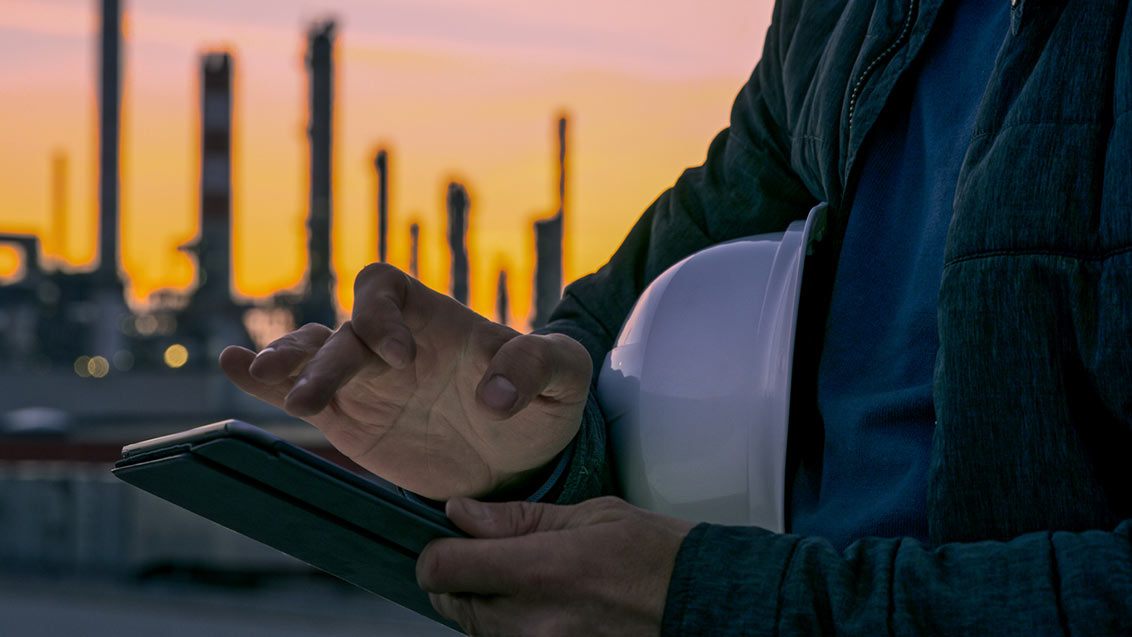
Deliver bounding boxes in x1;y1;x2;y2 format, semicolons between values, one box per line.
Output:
540;0;1132;633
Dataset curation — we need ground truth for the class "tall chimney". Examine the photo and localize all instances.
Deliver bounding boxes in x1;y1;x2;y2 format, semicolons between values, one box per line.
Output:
89;0;127;361
556;115;566;224
409;221;420;279
530;115;567;329
97;0;121;287
530;215;562;329
375;149;389;263
446;182;469;305
51;150;68;266
196;52;233;304
495;269;509;326
302;20;337;326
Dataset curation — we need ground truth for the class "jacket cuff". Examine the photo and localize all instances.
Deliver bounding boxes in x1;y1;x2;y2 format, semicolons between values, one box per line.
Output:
519;438;574;502
663;523;799;635
550;390;611;504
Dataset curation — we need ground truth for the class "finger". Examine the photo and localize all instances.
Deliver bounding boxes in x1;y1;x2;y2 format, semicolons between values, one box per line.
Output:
475;333;591;418
283;321;387;416
431;592;565;637
429;593;507;635
218;345;293;409
417;499;621;595
351;263;417;369
445;498;583;539
247;323;333;383
429;592;473;626
417;533;557;595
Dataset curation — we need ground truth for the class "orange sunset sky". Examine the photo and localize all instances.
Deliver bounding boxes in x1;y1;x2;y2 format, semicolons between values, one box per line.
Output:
0;0;773;327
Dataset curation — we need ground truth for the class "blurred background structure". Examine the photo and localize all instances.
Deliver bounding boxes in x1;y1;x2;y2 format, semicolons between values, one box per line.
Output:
445;181;470;305
529;116;567;329
0;0;772;633
299;19;339;329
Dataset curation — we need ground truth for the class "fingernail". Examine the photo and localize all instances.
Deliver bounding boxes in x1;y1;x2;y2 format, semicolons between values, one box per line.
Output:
287;377;309;401
458;498;491;521
378;338;408;367
249;348;276;379
482;375;518;412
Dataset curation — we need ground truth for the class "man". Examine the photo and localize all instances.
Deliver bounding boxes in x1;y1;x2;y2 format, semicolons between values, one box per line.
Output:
221;0;1132;634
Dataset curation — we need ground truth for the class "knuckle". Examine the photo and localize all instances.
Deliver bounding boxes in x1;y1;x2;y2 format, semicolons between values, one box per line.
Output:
513;501;546;534
352;312;397;333
507;337;554;379
591;495;624;509
584;496;630;522
351;314;406;346
272;323;330;350
546;333;591;375
354;262;405;294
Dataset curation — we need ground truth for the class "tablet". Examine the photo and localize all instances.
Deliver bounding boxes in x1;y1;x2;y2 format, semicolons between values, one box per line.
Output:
112;419;465;631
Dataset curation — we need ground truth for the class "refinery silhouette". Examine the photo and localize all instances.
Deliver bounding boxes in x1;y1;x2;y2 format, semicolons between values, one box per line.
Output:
0;0;569;434
0;5;570;632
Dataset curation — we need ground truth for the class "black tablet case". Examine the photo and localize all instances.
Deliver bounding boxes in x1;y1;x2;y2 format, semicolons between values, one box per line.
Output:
112;420;464;631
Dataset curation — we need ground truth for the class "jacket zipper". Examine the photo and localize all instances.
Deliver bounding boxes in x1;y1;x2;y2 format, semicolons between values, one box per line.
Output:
846;0;919;137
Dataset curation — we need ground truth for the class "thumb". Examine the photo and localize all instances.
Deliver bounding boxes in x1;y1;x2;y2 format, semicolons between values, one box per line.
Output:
445;498;581;539
475;333;591;419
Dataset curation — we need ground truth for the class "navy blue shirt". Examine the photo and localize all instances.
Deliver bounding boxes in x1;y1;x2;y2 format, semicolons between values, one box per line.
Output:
789;0;1011;550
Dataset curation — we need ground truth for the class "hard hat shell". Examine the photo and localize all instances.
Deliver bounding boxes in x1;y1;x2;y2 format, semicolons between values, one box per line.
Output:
597;204;826;532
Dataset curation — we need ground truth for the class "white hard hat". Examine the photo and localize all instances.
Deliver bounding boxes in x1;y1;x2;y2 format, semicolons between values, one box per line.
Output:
596;203;827;532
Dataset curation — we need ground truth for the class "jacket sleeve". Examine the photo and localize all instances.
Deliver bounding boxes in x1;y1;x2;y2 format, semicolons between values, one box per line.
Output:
662;4;1132;634
536;0;817;505
662;520;1132;635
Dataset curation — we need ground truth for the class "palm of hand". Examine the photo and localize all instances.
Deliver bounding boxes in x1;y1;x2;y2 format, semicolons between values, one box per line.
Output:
221;266;590;502
311;317;583;499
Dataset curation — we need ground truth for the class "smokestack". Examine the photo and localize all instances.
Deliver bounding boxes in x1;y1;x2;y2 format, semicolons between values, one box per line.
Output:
556;115;566;223
51;150;67;266
446;182;469;305
375;149;388;263
89;0;128;360
302;20;337;326
196;51;233;303
496;269;509;326
97;0;121;286
530;214;562;329
175;51;256;364
530;115;567;329
409;221;420;279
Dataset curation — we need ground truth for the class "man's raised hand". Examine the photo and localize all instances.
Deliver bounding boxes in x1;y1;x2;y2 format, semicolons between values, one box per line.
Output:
218;263;591;500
